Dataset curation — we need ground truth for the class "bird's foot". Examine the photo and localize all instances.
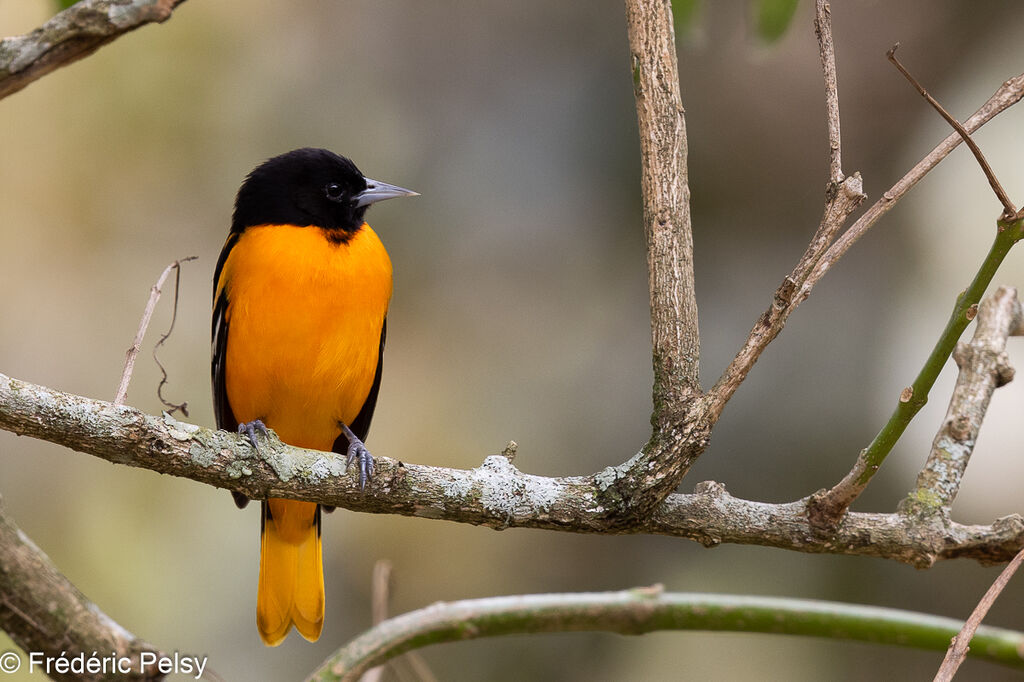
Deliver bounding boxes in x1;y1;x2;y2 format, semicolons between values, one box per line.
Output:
340;423;375;490
238;419;269;448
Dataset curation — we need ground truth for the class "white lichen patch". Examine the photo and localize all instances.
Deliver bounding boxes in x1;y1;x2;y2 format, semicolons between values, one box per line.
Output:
594;451;644;491
440;472;474;499
308;455;340;483
477;455;524;520
163;412;200;441
188;442;214;467
225;460;253;480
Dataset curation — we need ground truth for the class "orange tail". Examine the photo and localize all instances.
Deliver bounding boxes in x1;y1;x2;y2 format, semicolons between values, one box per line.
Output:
256;499;324;646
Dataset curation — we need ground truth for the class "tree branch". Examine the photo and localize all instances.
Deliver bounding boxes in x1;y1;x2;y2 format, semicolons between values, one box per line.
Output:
0;497;163;681
0;0;187;102
814;0;843;185
305;589;1024;681
705;66;1024;425
903;287;1022;516
809;216;1024;527
611;0;713;525
625;0;700;410
935;547;1024;681
802;71;1024;294
2;372;1021;566
887;44;1017;220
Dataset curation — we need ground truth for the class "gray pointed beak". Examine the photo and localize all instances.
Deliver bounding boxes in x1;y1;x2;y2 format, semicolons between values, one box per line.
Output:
354;178;419;208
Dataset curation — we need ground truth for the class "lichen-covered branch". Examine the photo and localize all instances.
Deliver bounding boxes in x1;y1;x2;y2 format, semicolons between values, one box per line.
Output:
306;589;1024;681
0;498;163;682
0;0;187;102
2;372;1022;566
614;0;712;525
903;287;1022;516
810;217;1024;528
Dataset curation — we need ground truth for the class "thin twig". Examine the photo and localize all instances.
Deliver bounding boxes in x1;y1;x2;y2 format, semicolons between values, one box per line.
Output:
361;561;394;682
153;256;195;416
814;0;843;185
707;72;1024;424
809;217;1024;527
888;45;1017;219
934;547;1024;682
304;589;1024;681
114;256;196;406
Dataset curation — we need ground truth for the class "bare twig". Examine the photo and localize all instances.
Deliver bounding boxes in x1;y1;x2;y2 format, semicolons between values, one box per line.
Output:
114;256;196;406
364;560;437;682
806;71;1024;299
934;547;1024;681
152;257;194;416
707;72;1024;425
903;287;1020;515
0;0;188;102
305;589;1024;681
810;218;1024;527
814;0;843;185
361;561;393;682
888;44;1017;219
2;371;1022;566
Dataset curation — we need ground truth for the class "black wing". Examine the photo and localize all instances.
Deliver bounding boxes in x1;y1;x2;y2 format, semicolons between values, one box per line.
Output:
334;318;386;449
212;233;249;508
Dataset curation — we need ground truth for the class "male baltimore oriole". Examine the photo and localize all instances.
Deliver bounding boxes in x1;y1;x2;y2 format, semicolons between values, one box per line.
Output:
212;148;416;646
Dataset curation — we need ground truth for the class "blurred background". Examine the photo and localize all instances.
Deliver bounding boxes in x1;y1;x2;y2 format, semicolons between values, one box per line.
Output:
1;1;1024;679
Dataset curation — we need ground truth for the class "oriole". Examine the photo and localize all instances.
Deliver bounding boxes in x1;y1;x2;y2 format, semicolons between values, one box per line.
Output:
212;148;416;646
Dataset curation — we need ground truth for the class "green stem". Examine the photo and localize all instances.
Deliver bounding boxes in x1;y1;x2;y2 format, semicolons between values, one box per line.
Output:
853;217;1024;487
306;590;1024;681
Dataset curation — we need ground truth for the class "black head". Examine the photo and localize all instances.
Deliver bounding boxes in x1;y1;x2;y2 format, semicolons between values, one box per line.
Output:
231;148;416;238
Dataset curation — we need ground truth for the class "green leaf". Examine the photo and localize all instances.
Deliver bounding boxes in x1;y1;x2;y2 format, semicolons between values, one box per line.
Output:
753;0;800;43
55;0;77;9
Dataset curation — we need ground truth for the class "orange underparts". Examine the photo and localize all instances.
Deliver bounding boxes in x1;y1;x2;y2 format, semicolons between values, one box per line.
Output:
217;223;392;645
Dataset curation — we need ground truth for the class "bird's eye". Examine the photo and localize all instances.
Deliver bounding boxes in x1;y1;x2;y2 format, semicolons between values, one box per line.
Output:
325;183;344;200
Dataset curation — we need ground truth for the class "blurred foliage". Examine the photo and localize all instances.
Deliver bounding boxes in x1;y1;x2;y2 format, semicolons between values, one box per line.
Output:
672;0;701;36
753;0;800;43
54;0;75;11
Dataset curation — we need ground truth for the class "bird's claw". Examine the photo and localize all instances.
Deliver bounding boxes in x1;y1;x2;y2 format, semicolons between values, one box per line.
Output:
344;436;375;490
238;419;269;448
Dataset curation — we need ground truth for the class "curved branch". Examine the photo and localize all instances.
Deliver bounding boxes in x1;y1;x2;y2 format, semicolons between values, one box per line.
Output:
0;0;187;102
0;498;163;681
306;589;1024;681
615;0;710;525
1;372;1021;566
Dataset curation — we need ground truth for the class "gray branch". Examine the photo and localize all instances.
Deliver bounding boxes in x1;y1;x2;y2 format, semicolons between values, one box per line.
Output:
2;371;1021;567
0;497;163;681
0;0;187;102
904;286;1023;515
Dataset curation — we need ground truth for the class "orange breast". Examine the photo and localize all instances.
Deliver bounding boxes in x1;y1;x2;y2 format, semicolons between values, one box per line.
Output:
218;223;392;450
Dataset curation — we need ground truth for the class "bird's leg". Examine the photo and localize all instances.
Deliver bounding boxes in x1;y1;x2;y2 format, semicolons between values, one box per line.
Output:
238;419;269;448
339;422;375;489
